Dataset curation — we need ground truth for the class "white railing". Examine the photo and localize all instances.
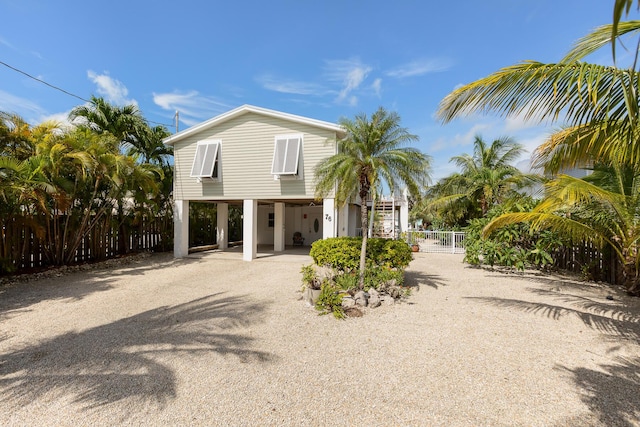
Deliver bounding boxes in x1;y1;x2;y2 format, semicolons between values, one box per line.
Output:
407;230;465;254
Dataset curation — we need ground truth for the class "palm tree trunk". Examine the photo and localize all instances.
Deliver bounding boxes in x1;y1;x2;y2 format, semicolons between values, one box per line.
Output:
359;199;368;289
622;246;640;295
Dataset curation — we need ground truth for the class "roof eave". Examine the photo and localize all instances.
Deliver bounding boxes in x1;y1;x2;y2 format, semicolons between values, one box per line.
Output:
163;104;345;146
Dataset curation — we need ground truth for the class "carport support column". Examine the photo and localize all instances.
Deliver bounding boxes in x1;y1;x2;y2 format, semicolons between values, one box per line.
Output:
274;202;285;252
243;199;257;261
338;204;349;237
174;199;189;258
217;202;228;250
323;198;336;239
400;188;409;232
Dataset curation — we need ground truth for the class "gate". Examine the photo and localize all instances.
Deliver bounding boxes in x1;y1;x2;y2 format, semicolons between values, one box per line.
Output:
407;230;465;254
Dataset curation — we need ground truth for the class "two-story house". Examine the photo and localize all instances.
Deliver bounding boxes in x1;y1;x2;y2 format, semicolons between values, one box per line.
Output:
164;104;409;261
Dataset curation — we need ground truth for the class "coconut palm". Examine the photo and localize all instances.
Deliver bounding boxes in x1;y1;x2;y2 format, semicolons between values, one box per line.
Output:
437;14;640;172
314;107;432;288
483;164;640;294
129;124;173;166
424;135;536;227
70;96;145;148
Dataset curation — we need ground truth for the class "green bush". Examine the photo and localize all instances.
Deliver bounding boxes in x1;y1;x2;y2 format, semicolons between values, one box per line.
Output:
463;198;565;271
334;271;359;291
315;280;347;319
310;237;412;272
363;266;404;291
310;237;361;272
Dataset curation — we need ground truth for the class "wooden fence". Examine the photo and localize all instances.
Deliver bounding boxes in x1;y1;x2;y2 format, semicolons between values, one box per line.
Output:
553;241;620;285
0;214;173;274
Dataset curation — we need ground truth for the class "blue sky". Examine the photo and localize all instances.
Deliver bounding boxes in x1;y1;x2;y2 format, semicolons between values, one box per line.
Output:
0;0;629;180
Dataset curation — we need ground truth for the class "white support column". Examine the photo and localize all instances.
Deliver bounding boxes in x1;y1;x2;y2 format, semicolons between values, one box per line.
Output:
217;202;228;250
400;189;409;233
323;198;336;239
338;204;350;237
274;202;285;252
174;199;189;258
243;199;258;261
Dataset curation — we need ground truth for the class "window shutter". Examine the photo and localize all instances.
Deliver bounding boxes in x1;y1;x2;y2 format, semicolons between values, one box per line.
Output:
271;135;301;175
190;140;220;178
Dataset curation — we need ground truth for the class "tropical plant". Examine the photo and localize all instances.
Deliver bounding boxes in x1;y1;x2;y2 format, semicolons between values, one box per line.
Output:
314;107;431;288
0;110;169;270
437;9;640;174
424;135;538;227
463;197;563;271
484;165;640;294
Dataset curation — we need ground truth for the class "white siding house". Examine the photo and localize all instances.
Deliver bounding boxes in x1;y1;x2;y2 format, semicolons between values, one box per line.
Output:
163;105;408;261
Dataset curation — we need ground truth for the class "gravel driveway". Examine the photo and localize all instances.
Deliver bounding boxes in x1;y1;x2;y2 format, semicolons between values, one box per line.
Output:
1;249;639;426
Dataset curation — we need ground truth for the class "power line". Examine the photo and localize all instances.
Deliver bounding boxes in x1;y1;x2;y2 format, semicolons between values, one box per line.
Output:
1;60;90;103
0;60;176;128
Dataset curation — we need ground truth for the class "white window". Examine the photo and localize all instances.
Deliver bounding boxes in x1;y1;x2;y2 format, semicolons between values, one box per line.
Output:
190;140;220;179
271;134;301;175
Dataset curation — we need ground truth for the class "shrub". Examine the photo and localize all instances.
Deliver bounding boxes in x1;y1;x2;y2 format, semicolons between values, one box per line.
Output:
300;264;321;290
310;237;361;272
334;271;359;292
363;266;404;291
310;237;412;272
315;280;347;319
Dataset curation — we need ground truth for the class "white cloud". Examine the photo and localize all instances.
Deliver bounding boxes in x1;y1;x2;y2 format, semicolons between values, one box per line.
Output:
0;89;46;118
256;75;327;96
324;58;372;105
153;90;230;126
0;36;15;50
258;58;377;106
386;58;451;78
87;70;136;106
39;110;74;130
371;78;382;97
429;123;491;152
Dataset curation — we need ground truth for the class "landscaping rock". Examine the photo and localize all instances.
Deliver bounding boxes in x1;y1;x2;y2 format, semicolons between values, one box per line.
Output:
381;295;395;305
388;286;402;299
341;296;356;308
368;293;381;308
354;290;368;307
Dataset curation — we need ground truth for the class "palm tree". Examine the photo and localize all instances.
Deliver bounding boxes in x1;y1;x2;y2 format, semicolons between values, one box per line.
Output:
129;124;173;166
314;107;432;288
437;15;640;173
424;135;535;226
70;96;145;149
484;165;640;294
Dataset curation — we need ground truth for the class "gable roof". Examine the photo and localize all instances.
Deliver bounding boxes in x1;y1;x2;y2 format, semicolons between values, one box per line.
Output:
163;104;346;146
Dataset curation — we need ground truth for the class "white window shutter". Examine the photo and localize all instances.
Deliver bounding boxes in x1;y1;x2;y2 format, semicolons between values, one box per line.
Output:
190;140;220;178
271;135;301;175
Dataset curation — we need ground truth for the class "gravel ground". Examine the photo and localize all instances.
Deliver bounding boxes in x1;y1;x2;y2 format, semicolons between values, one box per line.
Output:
1;249;639;427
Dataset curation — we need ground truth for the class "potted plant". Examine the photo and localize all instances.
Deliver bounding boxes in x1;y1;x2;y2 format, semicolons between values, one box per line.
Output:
408;232;420;252
300;264;322;304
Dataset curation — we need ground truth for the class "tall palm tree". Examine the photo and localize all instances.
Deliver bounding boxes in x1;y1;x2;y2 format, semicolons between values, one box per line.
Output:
484;165;640;294
129;124;173;166
450;135;529;215
314;107;432;288
70;96;145;149
425;135;535;226
437;13;640;173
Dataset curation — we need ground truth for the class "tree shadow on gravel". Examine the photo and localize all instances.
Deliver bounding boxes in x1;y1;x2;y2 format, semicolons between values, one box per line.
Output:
404;270;447;290
558;357;640;426
467;290;640;425
0;293;274;417
466;289;640;342
0;254;207;321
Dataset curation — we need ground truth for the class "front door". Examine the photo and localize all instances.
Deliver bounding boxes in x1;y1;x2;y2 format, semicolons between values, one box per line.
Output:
306;212;323;244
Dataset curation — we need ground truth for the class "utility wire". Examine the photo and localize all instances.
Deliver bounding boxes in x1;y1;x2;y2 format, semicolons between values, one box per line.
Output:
0;60;176;128
1;60;90;103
